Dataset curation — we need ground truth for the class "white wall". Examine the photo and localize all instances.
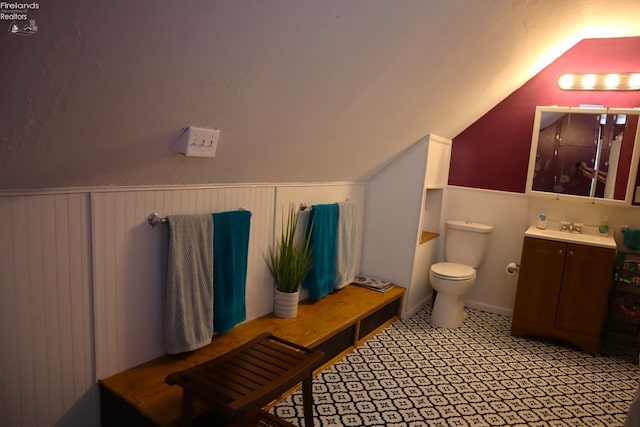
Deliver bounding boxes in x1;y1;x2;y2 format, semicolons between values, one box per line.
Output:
443;186;640;316
443;186;530;316
0;181;365;427
361;142;427;288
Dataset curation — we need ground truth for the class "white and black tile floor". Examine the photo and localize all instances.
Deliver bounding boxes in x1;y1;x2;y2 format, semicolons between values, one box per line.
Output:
271;306;640;426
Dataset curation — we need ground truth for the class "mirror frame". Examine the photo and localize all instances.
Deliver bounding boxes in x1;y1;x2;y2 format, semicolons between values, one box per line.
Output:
526;106;640;206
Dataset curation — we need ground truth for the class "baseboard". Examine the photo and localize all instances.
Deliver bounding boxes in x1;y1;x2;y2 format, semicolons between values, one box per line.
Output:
402;294;434;320
402;296;512;320
465;300;513;317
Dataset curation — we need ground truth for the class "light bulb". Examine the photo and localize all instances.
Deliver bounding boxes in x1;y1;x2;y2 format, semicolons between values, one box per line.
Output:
604;74;620;89
558;74;574;89
581;74;596;89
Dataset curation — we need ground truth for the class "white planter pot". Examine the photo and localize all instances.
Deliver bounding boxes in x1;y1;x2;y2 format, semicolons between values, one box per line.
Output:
274;290;300;318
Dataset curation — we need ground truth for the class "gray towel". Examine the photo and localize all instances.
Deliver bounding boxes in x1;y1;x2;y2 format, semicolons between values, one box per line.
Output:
165;214;214;354
335;201;357;289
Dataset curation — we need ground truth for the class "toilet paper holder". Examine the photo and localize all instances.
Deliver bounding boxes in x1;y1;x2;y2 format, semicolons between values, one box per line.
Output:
506;262;520;275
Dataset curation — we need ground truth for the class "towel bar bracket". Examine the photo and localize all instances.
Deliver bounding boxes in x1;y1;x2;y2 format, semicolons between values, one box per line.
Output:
148;213;167;228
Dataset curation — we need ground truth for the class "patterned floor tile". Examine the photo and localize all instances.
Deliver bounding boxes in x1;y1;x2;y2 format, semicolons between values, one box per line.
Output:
271;306;640;426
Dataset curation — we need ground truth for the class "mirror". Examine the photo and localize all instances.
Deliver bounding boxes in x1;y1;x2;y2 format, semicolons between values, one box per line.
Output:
526;106;640;204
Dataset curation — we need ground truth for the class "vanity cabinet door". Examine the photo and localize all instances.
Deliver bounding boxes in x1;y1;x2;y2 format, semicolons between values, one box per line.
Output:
555;244;616;337
512;237;565;328
511;236;616;354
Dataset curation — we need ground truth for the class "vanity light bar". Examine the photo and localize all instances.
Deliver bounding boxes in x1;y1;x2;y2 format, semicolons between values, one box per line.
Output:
558;73;640;91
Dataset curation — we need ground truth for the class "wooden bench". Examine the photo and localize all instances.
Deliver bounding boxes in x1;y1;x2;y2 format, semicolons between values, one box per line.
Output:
99;284;405;426
166;333;324;426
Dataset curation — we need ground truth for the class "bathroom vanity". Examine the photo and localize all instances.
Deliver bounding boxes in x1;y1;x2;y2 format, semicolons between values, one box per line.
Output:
511;225;616;354
511;105;640;354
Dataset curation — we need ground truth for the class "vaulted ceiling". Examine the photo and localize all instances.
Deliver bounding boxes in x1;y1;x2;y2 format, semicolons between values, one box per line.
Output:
2;0;640;189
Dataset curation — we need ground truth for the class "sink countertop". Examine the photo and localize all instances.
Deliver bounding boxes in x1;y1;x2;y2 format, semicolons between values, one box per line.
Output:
525;222;616;249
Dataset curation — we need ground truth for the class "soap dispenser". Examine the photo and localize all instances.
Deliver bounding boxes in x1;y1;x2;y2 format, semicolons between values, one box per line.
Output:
599;216;609;235
537;213;547;230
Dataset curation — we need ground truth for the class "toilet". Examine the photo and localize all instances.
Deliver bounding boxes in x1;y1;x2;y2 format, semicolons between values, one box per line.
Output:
429;220;493;328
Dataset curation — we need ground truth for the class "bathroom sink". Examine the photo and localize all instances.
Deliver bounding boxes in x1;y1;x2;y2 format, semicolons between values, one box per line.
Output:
525;224;616;249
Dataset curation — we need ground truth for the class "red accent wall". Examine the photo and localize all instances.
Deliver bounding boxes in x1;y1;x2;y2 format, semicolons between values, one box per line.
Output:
449;37;640;193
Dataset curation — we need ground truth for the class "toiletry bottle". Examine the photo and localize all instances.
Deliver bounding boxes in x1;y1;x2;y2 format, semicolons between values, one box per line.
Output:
599;216;609;235
537;213;547;229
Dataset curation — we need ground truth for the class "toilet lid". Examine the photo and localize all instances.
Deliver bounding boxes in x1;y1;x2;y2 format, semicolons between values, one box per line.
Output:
431;262;475;280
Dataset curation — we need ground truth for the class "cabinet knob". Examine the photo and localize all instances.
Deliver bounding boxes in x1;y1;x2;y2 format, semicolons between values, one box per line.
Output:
559;249;564;255
568;250;574;256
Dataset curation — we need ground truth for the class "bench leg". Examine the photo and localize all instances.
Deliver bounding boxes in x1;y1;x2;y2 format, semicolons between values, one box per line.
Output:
180;390;195;427
238;409;259;427
301;376;314;427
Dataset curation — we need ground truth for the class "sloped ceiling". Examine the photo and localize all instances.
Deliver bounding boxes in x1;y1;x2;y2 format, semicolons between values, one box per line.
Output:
1;0;640;190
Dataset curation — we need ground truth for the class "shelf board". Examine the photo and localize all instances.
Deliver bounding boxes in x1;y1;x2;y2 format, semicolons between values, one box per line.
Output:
420;231;439;244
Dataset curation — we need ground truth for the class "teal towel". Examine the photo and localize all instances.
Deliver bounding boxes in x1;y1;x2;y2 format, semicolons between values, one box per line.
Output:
303;203;338;300
165;215;214;354
212;210;251;333
624;229;640;250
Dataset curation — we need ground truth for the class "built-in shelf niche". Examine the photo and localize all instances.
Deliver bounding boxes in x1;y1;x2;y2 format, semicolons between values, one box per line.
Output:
419;188;443;244
361;133;451;319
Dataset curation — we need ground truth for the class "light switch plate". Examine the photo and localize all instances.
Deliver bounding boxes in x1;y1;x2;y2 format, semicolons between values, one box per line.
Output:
172;126;219;157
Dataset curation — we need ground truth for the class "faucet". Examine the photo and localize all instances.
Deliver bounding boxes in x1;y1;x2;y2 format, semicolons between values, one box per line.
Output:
560;221;582;233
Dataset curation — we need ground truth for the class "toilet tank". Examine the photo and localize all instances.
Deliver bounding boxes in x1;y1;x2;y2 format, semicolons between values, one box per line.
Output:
444;220;493;268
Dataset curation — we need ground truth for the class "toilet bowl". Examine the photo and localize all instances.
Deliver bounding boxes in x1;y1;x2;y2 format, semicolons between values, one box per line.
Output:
429;220;493;329
430;262;476;328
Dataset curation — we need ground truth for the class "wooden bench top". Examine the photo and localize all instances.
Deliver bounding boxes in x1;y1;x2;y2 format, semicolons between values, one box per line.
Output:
99;284;404;426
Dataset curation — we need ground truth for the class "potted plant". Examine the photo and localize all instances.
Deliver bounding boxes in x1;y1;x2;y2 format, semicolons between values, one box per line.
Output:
265;204;313;318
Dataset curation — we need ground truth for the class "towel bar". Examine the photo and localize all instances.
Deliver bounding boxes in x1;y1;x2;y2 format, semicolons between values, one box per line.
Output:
300;199;351;211
148;209;250;228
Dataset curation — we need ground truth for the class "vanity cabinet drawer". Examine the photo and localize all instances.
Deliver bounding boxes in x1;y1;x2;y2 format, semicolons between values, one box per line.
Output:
511;236;616;354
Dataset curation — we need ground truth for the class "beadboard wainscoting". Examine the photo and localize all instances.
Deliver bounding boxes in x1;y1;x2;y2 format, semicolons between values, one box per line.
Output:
91;186;277;380
0;182;366;427
0;193;95;427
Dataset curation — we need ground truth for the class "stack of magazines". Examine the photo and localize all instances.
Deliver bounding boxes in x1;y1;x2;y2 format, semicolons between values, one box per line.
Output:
351;275;394;292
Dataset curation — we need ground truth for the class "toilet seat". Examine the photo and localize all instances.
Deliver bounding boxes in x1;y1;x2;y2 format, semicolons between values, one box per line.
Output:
431;262;475;281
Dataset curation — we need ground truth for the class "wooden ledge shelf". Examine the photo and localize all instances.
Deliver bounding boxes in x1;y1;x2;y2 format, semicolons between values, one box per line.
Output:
420;231;439;244
99;284;405;427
